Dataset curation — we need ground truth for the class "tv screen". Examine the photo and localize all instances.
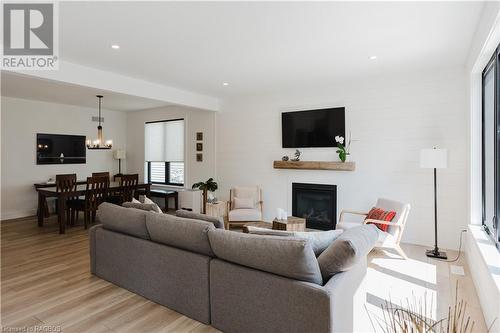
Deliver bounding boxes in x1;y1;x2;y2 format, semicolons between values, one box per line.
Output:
36;133;86;164
282;107;345;148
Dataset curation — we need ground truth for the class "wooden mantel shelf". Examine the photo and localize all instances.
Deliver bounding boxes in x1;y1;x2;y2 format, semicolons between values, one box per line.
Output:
273;160;356;171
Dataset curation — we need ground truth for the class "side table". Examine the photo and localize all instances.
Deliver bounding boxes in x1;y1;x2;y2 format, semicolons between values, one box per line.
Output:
206;201;227;219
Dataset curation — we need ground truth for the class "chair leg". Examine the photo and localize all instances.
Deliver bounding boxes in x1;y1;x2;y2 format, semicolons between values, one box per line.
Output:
92;211;96;223
84;210;88;229
66;207;71;226
395;244;408;259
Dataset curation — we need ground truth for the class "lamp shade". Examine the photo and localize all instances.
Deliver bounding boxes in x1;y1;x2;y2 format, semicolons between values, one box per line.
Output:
420;148;447;169
113;149;126;160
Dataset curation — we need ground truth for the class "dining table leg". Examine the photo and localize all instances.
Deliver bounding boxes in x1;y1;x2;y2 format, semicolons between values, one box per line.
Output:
57;196;66;234
37;192;45;227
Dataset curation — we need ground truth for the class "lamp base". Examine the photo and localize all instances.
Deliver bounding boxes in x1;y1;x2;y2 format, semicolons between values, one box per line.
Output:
426;249;447;260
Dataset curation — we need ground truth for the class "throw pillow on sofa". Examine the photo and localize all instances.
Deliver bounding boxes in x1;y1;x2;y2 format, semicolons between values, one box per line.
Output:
139;195;162;213
317;224;378;282
122;201;158;212
175;210;225;229
245;226;343;256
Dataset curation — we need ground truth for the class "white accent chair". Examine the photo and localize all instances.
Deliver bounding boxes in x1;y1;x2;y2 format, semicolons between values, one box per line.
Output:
226;186;263;230
337;198;411;259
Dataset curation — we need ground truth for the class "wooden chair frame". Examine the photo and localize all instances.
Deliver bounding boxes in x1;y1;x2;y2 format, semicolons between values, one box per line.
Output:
70;176;109;229
339;208;409;259
56;174;77;227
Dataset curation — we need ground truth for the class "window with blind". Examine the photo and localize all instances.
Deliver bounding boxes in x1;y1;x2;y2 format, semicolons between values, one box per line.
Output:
145;119;184;186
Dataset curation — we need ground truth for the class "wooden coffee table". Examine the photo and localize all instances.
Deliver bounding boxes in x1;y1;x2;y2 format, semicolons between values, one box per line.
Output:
243;216;306;233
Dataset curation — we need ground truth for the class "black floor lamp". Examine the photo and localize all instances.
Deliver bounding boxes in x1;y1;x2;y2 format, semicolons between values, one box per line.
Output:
420;147;448;259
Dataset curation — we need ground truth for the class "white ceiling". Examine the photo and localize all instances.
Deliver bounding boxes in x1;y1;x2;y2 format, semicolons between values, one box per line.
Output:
58;1;484;98
1;72;171;111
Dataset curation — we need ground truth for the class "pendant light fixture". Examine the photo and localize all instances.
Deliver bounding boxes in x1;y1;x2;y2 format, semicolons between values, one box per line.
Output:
87;95;112;149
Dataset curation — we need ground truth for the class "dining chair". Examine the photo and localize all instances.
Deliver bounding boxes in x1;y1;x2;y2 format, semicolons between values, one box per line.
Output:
92;172;111;180
55;174;77;226
69;176;109;229
120;174;139;203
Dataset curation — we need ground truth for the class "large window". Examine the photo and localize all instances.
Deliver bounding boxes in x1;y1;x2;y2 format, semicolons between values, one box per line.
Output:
482;47;500;248
145;119;184;186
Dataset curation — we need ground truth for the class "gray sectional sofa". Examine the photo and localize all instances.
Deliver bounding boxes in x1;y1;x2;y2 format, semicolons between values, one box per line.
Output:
90;203;377;333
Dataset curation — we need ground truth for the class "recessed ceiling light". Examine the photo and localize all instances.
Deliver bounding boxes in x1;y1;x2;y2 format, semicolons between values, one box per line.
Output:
223;82;229;86
111;44;120;49
369;55;377;60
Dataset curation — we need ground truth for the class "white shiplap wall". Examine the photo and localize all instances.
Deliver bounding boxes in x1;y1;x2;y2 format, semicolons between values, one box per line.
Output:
216;67;468;250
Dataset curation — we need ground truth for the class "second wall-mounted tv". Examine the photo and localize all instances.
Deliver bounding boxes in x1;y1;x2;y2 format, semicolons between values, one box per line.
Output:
37;133;86;164
282;107;345;148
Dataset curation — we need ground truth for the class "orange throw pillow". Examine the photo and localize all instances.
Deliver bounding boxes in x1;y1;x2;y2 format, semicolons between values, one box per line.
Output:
365;207;396;232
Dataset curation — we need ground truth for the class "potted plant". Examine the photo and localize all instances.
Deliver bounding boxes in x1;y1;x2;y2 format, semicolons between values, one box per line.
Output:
335;134;351;162
192;178;218;214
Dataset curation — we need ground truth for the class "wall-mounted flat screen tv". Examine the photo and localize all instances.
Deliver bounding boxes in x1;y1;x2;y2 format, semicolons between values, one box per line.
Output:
36;133;86;164
282;107;345;148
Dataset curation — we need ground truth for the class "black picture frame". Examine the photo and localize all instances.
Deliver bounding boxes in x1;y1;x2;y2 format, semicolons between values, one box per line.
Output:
196;153;203;162
196;143;203;151
196;132;203;141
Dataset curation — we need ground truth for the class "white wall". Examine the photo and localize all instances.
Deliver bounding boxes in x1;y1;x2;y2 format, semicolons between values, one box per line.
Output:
217;67;468;250
0;96;127;220
126;105;216;190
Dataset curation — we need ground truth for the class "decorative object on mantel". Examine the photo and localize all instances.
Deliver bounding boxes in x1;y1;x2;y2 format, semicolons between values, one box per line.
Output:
291;149;301;161
420;147;448;259
87;95;112;149
192;177;218;214
273;160;355;171
113;149;126;177
335;134;350;162
281;155;289;161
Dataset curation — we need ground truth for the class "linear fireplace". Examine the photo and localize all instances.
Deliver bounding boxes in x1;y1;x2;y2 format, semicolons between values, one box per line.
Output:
292;183;337;230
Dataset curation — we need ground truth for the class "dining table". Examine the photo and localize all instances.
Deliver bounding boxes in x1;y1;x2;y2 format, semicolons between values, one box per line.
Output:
34;180;151;234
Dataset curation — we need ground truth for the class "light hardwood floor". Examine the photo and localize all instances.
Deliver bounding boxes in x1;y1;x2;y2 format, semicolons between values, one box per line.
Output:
1;217;489;332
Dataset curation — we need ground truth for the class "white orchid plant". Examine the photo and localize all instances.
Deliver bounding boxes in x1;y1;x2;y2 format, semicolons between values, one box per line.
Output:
335;133;351;162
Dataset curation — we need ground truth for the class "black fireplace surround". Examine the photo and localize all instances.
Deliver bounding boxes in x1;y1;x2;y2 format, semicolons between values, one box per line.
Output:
292;183;337;230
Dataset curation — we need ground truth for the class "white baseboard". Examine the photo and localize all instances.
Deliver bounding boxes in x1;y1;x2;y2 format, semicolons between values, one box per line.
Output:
1;209;37;221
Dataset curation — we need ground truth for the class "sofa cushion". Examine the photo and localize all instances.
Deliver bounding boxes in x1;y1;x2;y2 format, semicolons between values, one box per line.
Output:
146;213;215;256
208;229;323;285
175;210;224;229
317;224;378;282
97;202;151;240
228;209;262;222
245;226;343;256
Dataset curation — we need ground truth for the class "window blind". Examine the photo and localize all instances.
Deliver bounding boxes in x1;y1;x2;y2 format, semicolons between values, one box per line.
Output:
145;119;184;162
